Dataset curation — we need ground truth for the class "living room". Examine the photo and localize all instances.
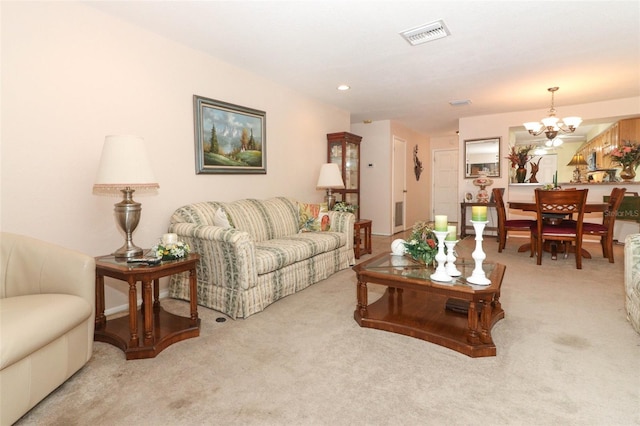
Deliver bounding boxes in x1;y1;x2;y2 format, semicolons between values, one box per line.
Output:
2;2;639;424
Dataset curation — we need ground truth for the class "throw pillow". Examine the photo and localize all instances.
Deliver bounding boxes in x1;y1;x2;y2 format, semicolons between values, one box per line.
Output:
213;207;234;228
298;202;331;232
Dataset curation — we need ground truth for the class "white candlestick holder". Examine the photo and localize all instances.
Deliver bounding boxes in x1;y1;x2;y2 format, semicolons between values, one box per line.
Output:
444;240;461;277
467;220;491;285
430;230;452;282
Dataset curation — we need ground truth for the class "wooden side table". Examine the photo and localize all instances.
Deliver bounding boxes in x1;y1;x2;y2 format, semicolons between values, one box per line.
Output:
354;219;372;259
460;202;497;239
94;253;200;360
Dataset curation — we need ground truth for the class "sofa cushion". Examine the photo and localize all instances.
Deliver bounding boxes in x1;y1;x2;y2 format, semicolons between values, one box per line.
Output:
254;232;345;275
0;294;92;369
213;207;234;228
298;202;331;232
223;197;299;242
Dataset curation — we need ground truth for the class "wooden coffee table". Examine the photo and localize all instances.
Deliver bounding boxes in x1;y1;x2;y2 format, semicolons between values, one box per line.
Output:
352;253;505;357
94;253;201;360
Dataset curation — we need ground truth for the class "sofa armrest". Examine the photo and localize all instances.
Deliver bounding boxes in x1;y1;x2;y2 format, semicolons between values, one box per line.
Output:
1;233;95;307
169;223;258;291
328;211;355;250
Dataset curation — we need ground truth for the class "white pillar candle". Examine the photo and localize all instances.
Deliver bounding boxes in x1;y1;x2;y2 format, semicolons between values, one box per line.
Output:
162;233;178;245
446;225;457;241
434;215;448;231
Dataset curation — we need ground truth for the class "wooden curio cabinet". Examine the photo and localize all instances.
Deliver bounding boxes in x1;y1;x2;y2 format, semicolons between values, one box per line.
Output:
327;132;362;219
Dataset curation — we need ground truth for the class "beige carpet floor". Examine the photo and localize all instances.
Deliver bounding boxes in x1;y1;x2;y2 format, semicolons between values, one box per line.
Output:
16;234;640;425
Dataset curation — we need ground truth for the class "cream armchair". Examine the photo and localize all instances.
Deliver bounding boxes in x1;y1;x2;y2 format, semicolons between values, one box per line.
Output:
1;232;95;425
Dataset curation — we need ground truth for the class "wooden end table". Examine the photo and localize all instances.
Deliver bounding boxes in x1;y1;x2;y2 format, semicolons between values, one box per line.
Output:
460;202;497;239
94;253;200;360
352;252;505;357
354;219;372;259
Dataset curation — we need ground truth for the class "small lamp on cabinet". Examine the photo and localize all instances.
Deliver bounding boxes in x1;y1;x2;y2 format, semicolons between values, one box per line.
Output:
316;163;345;210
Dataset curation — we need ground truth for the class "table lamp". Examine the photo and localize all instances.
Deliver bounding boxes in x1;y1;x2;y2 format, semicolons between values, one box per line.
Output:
567;153;588;182
316;163;345;210
93;135;159;259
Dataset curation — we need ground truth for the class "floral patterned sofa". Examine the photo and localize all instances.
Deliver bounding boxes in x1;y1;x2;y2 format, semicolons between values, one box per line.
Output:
168;197;355;319
625;233;640;334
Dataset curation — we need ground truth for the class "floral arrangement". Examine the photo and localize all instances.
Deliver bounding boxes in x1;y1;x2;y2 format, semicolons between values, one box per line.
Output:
332;201;358;213
403;221;438;266
151;241;190;261
505;145;535;168
610;140;640;169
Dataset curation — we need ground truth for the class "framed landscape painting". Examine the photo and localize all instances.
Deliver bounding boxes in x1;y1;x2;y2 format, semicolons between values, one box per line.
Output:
193;95;266;174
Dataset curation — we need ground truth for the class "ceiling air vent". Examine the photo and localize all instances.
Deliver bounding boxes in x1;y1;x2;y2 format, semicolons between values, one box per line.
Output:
400;20;450;46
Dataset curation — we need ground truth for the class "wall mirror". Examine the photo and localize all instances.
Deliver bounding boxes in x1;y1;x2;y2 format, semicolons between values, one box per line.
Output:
464;137;501;178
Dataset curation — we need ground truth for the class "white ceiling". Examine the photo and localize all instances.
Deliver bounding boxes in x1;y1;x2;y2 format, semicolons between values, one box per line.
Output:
87;1;640;138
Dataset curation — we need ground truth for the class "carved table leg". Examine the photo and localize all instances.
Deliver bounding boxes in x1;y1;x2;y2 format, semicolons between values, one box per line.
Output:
142;279;153;343
95;274;106;328
153;278;160;312
480;299;493;343
127;278;139;347
189;266;199;324
493;291;502;312
356;279;368;318
466;301;480;344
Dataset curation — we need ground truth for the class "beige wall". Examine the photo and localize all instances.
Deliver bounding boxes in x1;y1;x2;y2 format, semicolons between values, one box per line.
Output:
1;2;350;310
350;120;428;236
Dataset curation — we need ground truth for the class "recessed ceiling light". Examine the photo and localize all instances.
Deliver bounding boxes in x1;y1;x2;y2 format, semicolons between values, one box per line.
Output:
449;99;472;106
337;84;350;91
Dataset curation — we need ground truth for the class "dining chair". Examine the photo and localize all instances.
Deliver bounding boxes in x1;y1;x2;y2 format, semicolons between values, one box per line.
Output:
492;188;535;252
531;188;588;269
582;187;626;263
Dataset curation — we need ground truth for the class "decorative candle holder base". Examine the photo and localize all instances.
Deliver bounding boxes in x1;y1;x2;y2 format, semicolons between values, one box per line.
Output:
467;220;491;286
444;240;461;277
430;230;452;282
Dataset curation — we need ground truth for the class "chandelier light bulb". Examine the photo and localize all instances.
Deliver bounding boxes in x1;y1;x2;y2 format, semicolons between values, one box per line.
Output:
523;87;581;140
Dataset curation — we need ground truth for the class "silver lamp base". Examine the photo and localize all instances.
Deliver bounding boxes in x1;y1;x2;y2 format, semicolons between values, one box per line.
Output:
113;188;143;259
324;189;337;210
572;167;582;183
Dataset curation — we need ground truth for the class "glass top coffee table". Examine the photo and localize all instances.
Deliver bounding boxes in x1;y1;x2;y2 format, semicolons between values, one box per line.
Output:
352;252;506;357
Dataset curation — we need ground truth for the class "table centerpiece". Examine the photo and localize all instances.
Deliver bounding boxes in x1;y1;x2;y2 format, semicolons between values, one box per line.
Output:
151;235;191;261
403;220;439;266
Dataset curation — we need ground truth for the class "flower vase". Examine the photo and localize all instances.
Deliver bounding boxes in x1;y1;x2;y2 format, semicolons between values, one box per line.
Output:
515;165;527;183
619;164;637;181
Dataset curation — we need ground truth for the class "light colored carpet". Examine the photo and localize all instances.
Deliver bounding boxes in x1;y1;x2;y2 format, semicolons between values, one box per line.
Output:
16;235;640;425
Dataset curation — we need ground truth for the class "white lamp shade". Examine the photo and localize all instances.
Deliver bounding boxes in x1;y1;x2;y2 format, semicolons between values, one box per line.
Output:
316;163;345;189
523;122;542;132
563;116;582;128
93;135;159;195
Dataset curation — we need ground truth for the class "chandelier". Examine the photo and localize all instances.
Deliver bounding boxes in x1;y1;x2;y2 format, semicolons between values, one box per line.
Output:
523;87;582;140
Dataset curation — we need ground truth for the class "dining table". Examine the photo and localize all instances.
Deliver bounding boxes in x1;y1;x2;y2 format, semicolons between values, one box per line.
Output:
507;201;608;259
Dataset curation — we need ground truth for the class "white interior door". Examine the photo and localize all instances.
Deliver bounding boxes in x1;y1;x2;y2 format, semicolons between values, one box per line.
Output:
433;149;459;225
392;137;407;234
